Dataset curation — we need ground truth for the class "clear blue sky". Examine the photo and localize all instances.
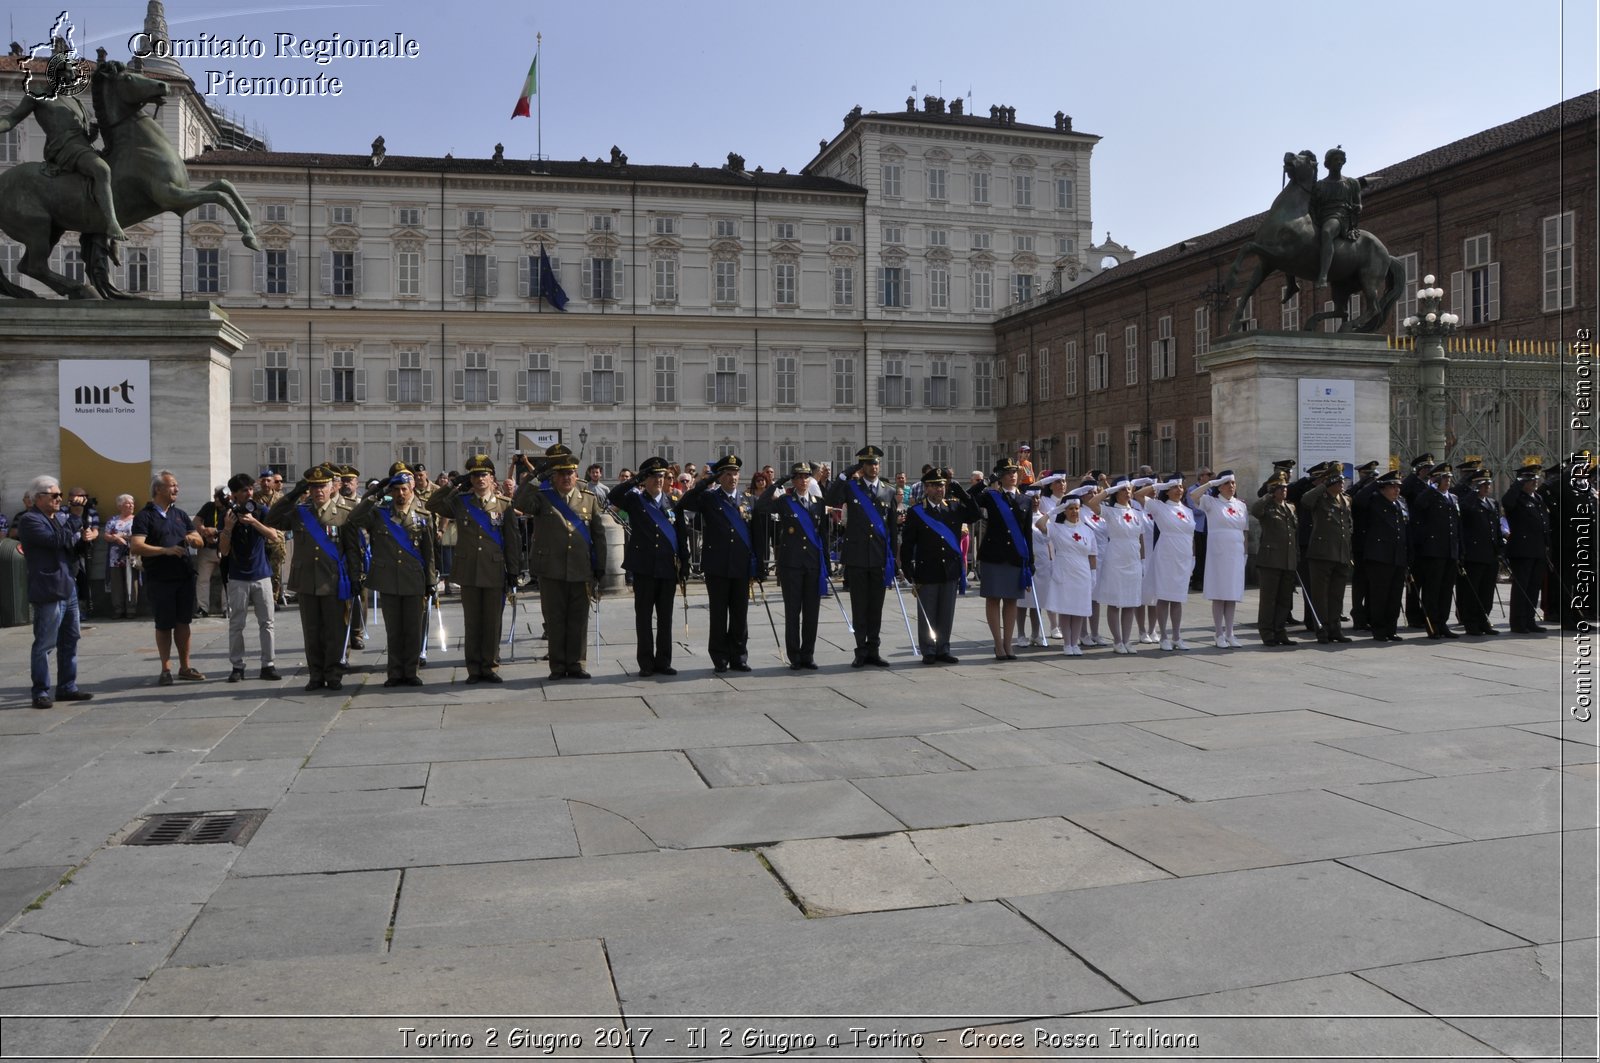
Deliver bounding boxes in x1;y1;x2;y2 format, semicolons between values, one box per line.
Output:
42;0;1600;256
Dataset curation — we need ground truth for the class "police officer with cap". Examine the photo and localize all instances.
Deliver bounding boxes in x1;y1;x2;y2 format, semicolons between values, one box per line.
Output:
349;462;437;686
429;454;523;682
756;462;828;670
513;444;607;680
825;444;900;667
1455;466;1502;635
900;466;979;663
266;463;359;691
1352;470;1409;641
1348;460;1381;630
679;454;759;672
1410;462;1463;638
609;457;682;678
1502;463;1549;633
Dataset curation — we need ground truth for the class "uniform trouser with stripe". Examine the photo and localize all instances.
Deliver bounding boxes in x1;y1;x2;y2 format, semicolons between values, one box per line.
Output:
1415;556;1456;634
1307;560;1350;639
915;580;957;657
777;567;820;662
1508;556;1543;629
705;574;750;665
845;564;887;656
460;584;504;677
379;592;426;680
1362;561;1405;639
300;593;346;682
632;575;675;671
1455;560;1496;631
1256;566;1296;641
540;578;592;674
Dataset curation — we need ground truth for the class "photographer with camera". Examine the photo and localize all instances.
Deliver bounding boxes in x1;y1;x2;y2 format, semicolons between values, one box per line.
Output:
219;473;282;683
194;487;228;618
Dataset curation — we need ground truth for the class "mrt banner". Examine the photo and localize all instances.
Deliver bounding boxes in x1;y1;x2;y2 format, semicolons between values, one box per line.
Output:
58;360;152;509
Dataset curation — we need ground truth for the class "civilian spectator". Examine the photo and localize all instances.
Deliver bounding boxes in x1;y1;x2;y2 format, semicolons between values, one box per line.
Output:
193;487;226;617
19;475;95;708
130;470;205;685
586;463;609;503
104;493;140;618
219;473;281;682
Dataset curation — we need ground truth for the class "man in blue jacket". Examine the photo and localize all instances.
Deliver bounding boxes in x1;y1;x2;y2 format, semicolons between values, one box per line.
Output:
18;475;97;709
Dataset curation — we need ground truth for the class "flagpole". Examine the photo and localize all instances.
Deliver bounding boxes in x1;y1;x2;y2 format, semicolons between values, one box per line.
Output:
535;32;542;165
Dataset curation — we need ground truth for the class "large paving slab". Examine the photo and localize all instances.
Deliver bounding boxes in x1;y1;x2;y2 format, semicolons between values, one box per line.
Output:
759;834;965;915
581;779;904;849
1356;939;1599;1059
1341;831;1598;944
1068;804;1296;876
95;940;622;1058
550;713;795;755
685;737;966;787
1334;767;1597;838
229;798;579;875
763;701;1007;742
396;849;802;947
1324;724;1572;775
947;972;1497;1059
1310;692;1563;732
423;750;706;805
956;688;1210;729
139;756;303;814
1009;861;1525;1002
1191;789;1468;860
851;763;1177;830
169;869;399;966
303;720;558;766
1102;740;1429;801
605;902;1132;1043
0;864;72;926
200;719;333;762
906;817;1170;899
1131;708;1398;749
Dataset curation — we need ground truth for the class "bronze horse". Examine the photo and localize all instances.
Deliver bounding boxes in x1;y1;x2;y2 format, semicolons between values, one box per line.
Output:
1225;150;1403;334
0;55;259;299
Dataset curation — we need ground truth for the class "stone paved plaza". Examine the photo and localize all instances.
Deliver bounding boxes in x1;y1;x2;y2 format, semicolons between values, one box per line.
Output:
0;585;1593;1061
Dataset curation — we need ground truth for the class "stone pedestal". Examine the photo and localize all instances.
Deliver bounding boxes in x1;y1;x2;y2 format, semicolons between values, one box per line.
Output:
0;301;246;513
1197;331;1401;493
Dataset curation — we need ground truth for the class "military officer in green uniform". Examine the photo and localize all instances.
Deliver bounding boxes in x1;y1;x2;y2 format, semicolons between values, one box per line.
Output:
1250;471;1300;646
336;465;371;650
1302;466;1355;643
427;454;521;683
349;462;437;687
266;464;358;690
513;446;608;680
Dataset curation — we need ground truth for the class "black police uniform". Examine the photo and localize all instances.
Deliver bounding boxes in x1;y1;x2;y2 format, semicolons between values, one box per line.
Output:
678;471;759;672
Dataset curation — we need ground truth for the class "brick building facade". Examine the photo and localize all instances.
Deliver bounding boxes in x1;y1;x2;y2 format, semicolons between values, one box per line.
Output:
995;92;1597;480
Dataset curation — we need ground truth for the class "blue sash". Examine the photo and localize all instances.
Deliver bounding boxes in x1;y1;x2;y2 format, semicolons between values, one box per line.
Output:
296;505;353;601
638;492;678;554
375;506;426;570
986;488;1033;588
717;491;757;577
786;497;828;597
848;479;897;587
542;488;596;567
460;495;505;553
910;504;967;593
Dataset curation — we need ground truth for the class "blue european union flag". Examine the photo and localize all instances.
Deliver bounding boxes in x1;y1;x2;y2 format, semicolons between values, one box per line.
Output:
537;244;569;311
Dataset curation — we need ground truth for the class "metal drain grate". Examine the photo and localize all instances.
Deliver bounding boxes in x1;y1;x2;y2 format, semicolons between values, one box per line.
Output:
124;809;269;847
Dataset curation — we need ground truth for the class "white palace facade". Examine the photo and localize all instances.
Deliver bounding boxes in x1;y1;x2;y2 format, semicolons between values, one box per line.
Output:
2;5;1128;480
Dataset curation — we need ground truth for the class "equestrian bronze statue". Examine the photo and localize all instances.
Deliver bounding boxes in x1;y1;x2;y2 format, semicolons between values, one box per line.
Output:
1225;149;1404;334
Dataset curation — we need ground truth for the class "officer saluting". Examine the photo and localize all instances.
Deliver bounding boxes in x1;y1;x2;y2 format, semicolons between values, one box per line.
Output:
349;462;437;687
512;445;608;681
757;462;828;670
1502;463;1550;634
825;445;900;667
900;467;979;664
610;457;682;678
679;454;759;673
266;464;358;691
427;454;522;683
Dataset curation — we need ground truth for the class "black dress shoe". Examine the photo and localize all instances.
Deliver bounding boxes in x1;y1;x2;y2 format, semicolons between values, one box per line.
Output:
55;689;93;702
730;661;752;672
464;674;482;684
259;666;282;681
1003;653;1019;661
790;661;804;670
384;677;402;687
1388;633;1406;641
850;657;866;668
712;661;729;674
637;667;654;678
1525;625;1547;633
657;665;678;676
31;695;52;709
567;668;592;680
800;660;818;670
1333;635;1354;643
325;679;342;691
547;671;566;681
922;655;937;665
402;676;424;686
1440;628;1460;639
303;679;324;692
937;653;960;664
1479;628;1499;636
482;673;504;683
865;655;890;667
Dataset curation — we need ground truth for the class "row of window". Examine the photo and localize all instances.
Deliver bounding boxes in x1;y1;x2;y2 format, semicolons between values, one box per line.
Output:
880;165;1076;211
1026;420;1213;479
248;349;996;411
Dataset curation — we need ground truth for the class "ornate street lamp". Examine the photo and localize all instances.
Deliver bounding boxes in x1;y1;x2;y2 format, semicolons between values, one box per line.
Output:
1402;275;1459;462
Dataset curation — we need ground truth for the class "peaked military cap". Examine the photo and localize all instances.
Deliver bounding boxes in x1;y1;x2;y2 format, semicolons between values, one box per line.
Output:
710;454;742;475
855;445;885;462
637;456;671;477
1430;463;1454;479
1514;462;1543;481
387;461;414;481
920;466;950;484
993;457;1022;475
303;464;336;485
786;461;816;481
1272;458;1297;471
1410;453;1436;469
1376;470;1403;486
1465;467;1493;485
464;453;496;476
1355;460;1380;474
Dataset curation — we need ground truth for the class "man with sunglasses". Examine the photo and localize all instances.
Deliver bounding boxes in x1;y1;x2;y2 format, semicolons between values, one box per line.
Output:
18;475;96;709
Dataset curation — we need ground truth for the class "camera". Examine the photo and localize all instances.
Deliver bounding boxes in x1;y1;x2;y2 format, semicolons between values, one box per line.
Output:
231;499;260;519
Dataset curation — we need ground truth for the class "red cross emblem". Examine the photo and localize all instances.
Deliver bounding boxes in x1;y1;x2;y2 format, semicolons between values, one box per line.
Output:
1176;511;1188;522
1123;513;1136;524
1225;505;1238;517
1071;532;1083;542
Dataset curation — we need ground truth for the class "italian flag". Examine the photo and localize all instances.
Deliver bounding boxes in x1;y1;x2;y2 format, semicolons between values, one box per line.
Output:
511;54;536;118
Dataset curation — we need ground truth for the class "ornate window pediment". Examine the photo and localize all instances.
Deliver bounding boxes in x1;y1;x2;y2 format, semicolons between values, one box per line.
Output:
325;223;362;243
968;150;994;165
828;245;859;263
924;147;951;161
970;250;996;267
1012;252;1039;270
1010;154;1037;169
709;237;743;255
925;246;952;264
880;143;907;159
646;234;682;252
